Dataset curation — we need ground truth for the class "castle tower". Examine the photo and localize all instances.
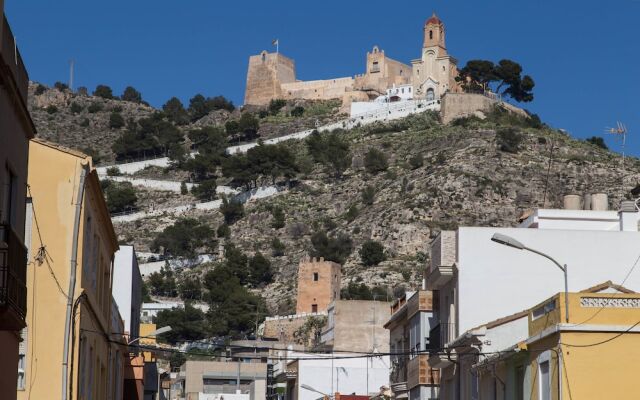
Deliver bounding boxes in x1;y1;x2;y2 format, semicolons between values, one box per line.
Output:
244;51;296;105
295;257;341;314
423;13;447;56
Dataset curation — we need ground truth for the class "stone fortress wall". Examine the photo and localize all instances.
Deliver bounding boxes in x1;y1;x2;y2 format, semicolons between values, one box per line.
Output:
243;13;460;107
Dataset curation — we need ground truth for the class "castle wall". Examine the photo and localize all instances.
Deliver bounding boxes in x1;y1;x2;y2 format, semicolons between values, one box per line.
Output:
295;257;341;314
440;92;496;124
280;77;354;101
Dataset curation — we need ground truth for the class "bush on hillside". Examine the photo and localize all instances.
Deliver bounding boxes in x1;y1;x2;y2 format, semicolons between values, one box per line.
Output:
162;97;189;125
109;112;125;129
46;105;58;114
191;178;217;201
586;136;608;150
271;207;285;229
268;99;287;115
291;106;304;117
93;84;114;99
101;180;137;214
151;218;215;258
310;231;352;264
496;127;524;153
154;303;208;344
54;81;68;91
340;282;387;300
220;198;244;225
361;185;376;205
121;86;143;103
409;154;423;169
271;237;285;257
364;148;389;174
359;240;386;266
34;84;47;95
306;131;351;178
70;102;83;114
87;102;103;113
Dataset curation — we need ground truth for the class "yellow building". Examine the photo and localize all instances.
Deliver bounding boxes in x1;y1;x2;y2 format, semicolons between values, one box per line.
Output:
442;281;640;400
18;139;121;400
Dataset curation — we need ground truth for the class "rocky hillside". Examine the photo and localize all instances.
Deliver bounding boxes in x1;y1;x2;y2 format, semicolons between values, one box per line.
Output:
28;83;640;316
28;83;343;163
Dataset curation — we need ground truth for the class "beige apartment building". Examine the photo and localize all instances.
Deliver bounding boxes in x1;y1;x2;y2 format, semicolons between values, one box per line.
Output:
18;140;121;400
0;4;36;400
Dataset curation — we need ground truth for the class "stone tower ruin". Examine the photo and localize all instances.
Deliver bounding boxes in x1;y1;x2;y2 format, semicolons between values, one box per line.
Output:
295;256;341;314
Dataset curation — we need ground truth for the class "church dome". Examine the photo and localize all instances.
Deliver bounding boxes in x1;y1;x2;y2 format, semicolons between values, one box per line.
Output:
426;13;442;25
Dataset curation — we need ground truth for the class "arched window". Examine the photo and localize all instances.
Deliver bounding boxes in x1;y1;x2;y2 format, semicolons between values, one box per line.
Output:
426;88;435;101
429;30;433;40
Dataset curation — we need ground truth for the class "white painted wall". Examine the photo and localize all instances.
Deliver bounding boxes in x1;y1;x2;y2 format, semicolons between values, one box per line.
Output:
112;245;142;338
519;209;639;231
483;315;529;352
285;353;389;400
456;226;640;334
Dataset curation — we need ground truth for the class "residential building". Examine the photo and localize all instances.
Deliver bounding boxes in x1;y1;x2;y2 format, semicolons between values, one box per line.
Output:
174;360;267;400
438;282;640;399
296;257;341;314
321;300;390;353
18;139;119;400
141;323;161;400
384;291;439;400
113;245;142;342
427;199;640;361
272;351;389;400
110;298;127;400
0;5;35;400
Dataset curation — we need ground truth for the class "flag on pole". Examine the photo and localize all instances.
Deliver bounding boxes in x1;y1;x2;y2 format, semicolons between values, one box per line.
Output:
272;39;279;54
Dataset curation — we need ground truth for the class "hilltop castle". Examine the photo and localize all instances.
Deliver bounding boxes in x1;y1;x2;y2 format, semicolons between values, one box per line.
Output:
244;13;461;106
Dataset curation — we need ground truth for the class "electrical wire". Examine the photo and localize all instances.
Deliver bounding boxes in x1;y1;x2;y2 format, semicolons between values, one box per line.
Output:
560;319;640;348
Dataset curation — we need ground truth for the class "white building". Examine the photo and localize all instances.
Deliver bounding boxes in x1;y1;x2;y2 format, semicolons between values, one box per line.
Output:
141;300;210;323
386;84;414;101
427;197;640;365
112;245;142;340
274;351;390;400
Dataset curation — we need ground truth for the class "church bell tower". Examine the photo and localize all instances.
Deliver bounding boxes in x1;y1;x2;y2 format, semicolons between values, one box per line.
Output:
423;12;447;56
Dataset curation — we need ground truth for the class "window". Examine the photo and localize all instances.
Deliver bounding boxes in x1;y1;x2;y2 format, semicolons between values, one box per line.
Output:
17;355;26;390
313;272;318;281
539;361;550;400
429;30;433;40
371;61;380;73
312;304;318;313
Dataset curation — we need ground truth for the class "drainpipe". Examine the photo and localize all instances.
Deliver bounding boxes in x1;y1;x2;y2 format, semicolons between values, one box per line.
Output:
61;162;89;400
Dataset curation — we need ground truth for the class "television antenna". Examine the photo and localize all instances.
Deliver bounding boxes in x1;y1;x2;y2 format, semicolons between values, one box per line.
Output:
605;122;628;197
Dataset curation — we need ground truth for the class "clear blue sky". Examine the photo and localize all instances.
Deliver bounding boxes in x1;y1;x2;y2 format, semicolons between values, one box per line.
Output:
6;0;640;155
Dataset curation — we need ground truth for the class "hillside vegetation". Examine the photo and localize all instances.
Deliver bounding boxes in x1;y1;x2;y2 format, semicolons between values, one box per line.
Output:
29;82;640;326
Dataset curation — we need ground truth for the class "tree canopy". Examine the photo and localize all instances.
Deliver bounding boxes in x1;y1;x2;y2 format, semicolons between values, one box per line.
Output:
456;59;535;102
121;86;143;103
151;218;215;258
306;130;351;178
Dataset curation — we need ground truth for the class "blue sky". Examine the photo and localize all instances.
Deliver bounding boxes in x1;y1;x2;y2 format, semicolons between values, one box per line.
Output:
6;0;640;155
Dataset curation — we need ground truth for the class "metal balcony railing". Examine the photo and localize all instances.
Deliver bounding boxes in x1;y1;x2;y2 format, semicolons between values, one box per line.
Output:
0;224;28;329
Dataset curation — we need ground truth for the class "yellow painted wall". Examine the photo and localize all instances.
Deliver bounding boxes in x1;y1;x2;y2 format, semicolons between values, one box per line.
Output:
18;140;119;400
140;323;157;362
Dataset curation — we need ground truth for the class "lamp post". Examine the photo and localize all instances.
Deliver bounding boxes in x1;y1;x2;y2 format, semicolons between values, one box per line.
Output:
491;233;569;323
127;325;172;346
301;384;331;399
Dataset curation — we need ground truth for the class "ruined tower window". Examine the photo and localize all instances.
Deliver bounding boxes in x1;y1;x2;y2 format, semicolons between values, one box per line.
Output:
312;304;318;313
429;30;433;40
313;272;319;281
371;61;380;73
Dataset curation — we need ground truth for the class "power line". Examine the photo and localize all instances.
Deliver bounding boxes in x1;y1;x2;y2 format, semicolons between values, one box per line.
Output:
560;319;640;348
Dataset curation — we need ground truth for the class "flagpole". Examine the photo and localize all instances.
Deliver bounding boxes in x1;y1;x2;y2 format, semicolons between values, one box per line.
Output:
277;40;279;54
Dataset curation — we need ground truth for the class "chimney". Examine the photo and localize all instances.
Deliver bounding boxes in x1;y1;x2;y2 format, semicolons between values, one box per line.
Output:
619;201;638;232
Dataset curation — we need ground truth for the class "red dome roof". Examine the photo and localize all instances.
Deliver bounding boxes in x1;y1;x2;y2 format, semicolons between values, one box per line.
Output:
426;13;442;25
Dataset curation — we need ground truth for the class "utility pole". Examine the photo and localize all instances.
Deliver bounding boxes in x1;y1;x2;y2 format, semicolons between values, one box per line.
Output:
69;59;75;91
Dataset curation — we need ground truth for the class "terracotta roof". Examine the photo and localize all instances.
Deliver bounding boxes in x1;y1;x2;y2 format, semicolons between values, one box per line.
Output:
580;280;635;294
426;12;442;25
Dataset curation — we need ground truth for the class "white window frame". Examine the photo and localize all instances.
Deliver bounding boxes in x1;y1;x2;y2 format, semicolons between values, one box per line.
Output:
537;351;552;400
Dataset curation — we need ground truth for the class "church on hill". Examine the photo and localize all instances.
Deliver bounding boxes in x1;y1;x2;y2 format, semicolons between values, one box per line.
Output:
243;13;462;106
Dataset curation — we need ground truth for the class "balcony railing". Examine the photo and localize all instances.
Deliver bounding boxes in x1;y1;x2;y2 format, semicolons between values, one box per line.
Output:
429;322;456;352
0;224;28;330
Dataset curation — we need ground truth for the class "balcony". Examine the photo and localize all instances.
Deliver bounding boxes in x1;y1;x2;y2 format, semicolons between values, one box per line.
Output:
426;231;456;290
428;323;456;369
0;224;28;330
407;355;440;388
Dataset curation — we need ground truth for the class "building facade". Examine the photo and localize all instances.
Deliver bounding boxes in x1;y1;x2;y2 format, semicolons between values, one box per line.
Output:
384;291;439;400
174;360;267;400
438;283;640;400
113;245;142;341
0;6;35;400
321;300;390;353
244;13;460;106
18;140;120;400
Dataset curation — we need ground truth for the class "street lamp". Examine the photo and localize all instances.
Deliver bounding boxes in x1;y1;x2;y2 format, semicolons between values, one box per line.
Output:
301;384;330;399
127;325;172;345
491;233;569;323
